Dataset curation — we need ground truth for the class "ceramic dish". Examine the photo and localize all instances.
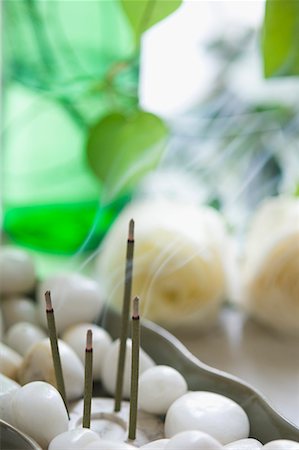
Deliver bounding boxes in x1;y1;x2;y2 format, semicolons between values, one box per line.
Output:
101;309;299;444
0;420;42;450
2;308;299;449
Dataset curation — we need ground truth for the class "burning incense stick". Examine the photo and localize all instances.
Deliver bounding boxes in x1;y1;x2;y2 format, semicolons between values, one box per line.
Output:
128;296;140;441
45;290;69;418
83;329;93;429
114;219;135;412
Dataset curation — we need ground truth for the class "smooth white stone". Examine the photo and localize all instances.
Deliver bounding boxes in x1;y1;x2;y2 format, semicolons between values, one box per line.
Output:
165;391;249;445
139;365;187;415
165;430;223;450
0;372;20;392
225;438;263;449
37;272;103;333
5;321;46;356
0;373;20;425
18;338;84;400
84;440;136;449
1;297;37;329
62;323;112;381
11;381;69;448
263;440;299;450
141;439;170;449
102;338;155;398
0;342;22;380
0;247;36;295
49;428;101;450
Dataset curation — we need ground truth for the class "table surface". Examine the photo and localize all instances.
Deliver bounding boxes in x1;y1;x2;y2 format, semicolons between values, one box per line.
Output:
177;307;299;427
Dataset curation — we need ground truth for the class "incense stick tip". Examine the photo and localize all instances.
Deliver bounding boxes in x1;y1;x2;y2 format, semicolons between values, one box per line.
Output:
45;291;52;310
128;219;135;241
86;329;93;351
132;296;139;319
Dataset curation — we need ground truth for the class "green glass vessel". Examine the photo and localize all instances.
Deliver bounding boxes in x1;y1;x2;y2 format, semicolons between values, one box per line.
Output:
2;0;135;254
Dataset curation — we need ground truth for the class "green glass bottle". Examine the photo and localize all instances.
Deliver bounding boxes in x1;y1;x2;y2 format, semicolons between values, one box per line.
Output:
2;0;134;255
4;0;134;98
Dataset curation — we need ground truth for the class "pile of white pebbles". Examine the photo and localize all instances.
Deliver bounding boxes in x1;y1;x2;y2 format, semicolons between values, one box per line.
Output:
0;246;298;450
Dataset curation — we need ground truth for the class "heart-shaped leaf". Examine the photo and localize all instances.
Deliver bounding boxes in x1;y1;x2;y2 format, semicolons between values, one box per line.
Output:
86;110;168;202
121;0;182;42
262;0;299;77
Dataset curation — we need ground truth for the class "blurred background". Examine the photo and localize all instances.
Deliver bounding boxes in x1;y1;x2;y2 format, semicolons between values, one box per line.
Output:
2;0;299;273
1;0;299;427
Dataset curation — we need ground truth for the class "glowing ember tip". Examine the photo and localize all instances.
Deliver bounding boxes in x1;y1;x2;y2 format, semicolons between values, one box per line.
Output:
86;329;93;351
133;296;139;319
45;290;53;311
128;219;135;241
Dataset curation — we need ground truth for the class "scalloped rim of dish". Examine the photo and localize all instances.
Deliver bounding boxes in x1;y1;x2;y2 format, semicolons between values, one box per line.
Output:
100;308;299;444
0;420;42;450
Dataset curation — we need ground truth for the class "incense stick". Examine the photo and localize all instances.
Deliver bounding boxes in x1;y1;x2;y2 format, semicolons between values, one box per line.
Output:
83;329;93;429
45;290;69;419
114;219;135;412
128;296;140;441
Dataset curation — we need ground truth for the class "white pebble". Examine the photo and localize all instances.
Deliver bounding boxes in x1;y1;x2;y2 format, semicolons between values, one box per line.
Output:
62;323;112;381
0;342;22;380
139;365;187;415
18;338;84;400
5;321;46;356
102;338;155;398
49;428;100;450
165;391;249;445
141;439;170;449
165;430;223;450
84;440;136;449
11;381;68;448
37;273;103;333
0;372;20;393
225;438;262;449
0;373;20;425
1;297;37;329
263;440;299;450
0;247;36;295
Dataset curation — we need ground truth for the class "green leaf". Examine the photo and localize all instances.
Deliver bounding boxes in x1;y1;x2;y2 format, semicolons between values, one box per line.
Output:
262;0;299;77
86;110;168;202
121;0;182;42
